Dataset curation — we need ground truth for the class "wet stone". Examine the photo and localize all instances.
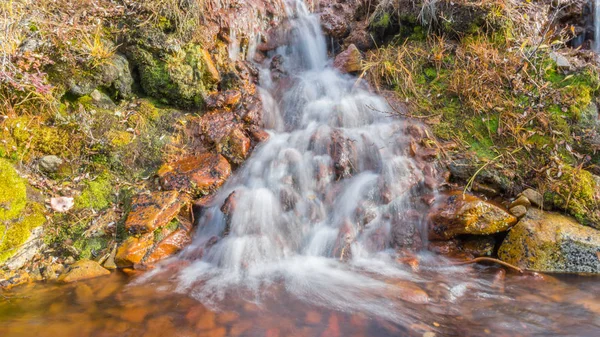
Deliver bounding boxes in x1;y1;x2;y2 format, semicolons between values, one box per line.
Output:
115;233;154;268
125;191;184;234
428;192;517;240
217;128;252;166
145;229;192;264
58;259;110;283
158;153;231;195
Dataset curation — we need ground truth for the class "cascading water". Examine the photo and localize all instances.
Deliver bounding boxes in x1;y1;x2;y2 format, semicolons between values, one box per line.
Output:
134;1;600;334
161;0;435;322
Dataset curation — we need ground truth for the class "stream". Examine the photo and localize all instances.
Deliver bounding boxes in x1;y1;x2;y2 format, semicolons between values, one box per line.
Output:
1;1;600;336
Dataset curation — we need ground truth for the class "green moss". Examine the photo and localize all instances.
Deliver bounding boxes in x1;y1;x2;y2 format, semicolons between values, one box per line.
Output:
75;173;114;211
372;12;391;30
0;202;46;263
0;159;27;221
549;164;598;225
73;236;109;260
129;44;219;108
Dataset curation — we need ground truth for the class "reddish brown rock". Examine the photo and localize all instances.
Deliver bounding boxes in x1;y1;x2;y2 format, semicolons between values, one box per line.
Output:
125;191;185;234
58;259;110;283
192;194;217;215
320;9;349;38
247;125;270;143
115;233;154;268
199;110;240;144
158;153;231;194
145;229;192;264
331;129;358;179
217;128;252;165
428;192;517;240
333;44;362;73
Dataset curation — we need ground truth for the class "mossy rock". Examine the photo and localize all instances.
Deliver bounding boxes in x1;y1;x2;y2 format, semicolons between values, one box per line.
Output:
0;202;47;264
498;208;600;273
126;44;220;108
545;163;600;229
0;159;27;221
75;173;115;211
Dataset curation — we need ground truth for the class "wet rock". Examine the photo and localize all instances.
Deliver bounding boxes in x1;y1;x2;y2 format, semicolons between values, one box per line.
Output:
199;110;240;144
217;128;251;165
510;195;531;209
247;125;270;143
192;194;216;215
115;233;154;268
158;154;231;195
333;44;362;73
58;259;110;283
103;245;118;270
498;208;600;273
145;229;192;264
39;155;63;173
331;129;358;179
90;89;116;110
125;191;184;234
0;270;31;290
428;192;517;240
460;236;495;257
510;205;527;219
520;188;543;208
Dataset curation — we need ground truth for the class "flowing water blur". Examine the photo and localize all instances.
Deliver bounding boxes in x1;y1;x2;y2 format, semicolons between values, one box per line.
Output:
1;1;600;336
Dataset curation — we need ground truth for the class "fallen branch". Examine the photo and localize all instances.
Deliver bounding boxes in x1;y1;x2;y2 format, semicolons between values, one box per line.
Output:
451;257;523;273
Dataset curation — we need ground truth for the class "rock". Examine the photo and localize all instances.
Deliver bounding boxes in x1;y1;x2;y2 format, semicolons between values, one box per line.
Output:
428;192;517;240
145;229;192;264
5;226;45;270
39;155;63;173
333;44;362;73
320;9;349;38
509;205;527;219
125;191;185;234
217;128;251;165
100;53;134;98
498;209;600;273
50;196;74;213
520;188;543;208
115;233;155;268
158;153;231;195
0;270;30;290
103;245;118;270
58;259;110;283
90;89;116;110
460;236;496;257
331;129;358;179
549;52;572;70
509;195;531;209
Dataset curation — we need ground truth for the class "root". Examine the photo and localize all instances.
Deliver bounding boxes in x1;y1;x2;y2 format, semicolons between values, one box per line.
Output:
452;257;523;273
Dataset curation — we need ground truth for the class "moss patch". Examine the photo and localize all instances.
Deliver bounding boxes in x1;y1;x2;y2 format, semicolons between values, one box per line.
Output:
0;202;46;264
75;173;115;211
0;159;27;221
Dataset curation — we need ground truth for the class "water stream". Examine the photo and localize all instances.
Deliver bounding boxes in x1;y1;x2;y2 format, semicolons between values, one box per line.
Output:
1;1;599;336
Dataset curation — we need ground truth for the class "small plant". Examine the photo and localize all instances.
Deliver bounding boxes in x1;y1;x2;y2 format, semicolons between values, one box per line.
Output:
78;25;118;69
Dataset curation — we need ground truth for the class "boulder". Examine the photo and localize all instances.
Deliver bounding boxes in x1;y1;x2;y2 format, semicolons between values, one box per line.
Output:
333;44;362;73
158;154;231;195
125;191;184;234
58;259;110;283
509;195;531;209
498;209;600;273
90;89;117;110
428;192;517;240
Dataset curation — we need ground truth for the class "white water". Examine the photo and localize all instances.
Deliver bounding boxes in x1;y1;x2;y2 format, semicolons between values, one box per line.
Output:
134;2;600;334
166;0;439;319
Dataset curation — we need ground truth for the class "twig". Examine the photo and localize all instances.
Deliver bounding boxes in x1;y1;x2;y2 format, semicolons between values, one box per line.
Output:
451;257;523;273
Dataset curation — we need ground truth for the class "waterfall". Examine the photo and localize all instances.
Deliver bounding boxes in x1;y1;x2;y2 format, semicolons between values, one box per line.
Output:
151;0;442;326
